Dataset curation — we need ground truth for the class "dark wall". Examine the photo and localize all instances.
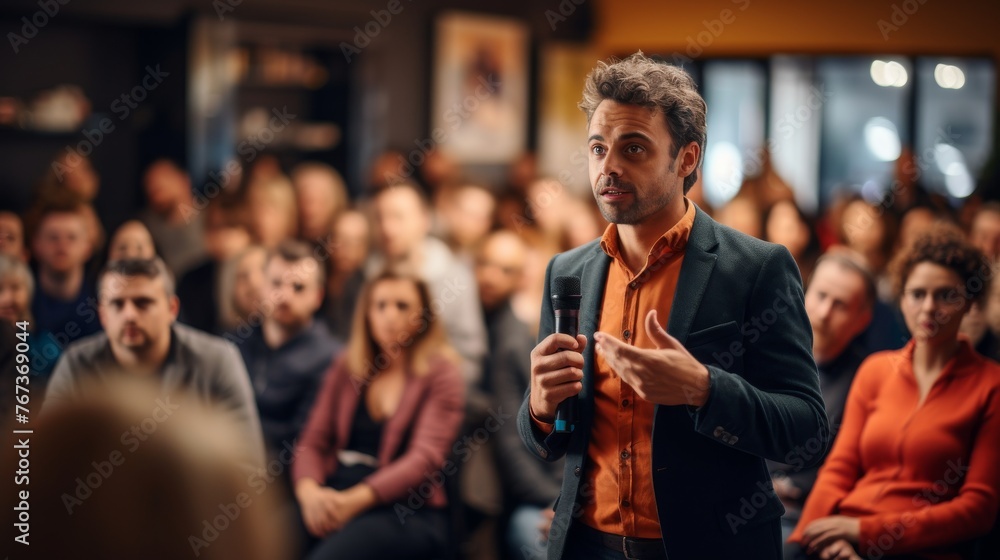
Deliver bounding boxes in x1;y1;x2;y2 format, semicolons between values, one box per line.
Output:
0;16;188;234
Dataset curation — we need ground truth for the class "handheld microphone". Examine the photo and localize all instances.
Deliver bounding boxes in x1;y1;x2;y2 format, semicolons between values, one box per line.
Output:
552;276;582;434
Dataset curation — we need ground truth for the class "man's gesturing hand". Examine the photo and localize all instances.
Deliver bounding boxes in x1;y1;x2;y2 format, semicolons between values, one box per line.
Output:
529;332;588;423
594;309;711;407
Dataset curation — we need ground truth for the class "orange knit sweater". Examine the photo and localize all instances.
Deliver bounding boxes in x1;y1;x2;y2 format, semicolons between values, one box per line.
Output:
790;339;1000;559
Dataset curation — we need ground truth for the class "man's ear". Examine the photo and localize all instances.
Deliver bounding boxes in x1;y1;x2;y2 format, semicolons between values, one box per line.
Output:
168;295;180;321
677;141;701;179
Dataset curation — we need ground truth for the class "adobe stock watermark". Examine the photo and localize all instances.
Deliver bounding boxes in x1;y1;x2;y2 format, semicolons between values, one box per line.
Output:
726;422;836;534
861;457;969;559
709;283;802;371
393;406;513;524
655;0;751;68
380;74;501;186
59;396;181;515
878;0;930;41
7;0;70;54
544;0;586;31
52;64;170;180
340;0;413;62
179;105;297;224
188;439;301;556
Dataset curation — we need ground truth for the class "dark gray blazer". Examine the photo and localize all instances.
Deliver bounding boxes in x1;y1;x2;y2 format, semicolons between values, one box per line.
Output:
518;206;828;560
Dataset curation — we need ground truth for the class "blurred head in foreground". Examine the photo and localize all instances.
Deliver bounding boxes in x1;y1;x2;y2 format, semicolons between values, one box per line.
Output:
6;377;290;560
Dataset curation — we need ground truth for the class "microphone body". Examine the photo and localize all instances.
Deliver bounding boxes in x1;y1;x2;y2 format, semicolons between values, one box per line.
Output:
552;276;582;434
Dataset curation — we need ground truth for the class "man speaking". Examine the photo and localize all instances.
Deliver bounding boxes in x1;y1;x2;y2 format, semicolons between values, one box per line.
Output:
517;52;828;560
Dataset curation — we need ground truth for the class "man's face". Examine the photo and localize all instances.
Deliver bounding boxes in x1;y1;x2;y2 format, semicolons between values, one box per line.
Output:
295;171;340;240
264;256;323;331
587;100;692;225
0;213;26;261
971;210;1000;261
99;274;178;353
108;222;156;262
32;212;91;274
805;261;872;363
475;233;526;310
0;274;30;324
373;188;430;260
143;163;188;214
330;212;369;273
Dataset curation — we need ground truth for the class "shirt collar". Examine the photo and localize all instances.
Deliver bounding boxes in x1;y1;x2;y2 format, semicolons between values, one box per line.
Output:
600;197;697;270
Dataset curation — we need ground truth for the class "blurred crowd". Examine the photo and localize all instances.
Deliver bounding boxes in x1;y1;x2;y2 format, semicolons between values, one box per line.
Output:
2;139;1000;560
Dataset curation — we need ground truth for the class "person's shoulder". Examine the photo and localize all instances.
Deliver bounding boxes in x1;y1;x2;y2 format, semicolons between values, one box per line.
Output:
173;323;241;362
61;330;111;366
700;211;782;263
852;347;907;387
550;238;603;272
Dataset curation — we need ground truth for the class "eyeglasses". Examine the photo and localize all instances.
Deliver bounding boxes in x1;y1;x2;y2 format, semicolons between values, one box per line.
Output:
902;287;966;307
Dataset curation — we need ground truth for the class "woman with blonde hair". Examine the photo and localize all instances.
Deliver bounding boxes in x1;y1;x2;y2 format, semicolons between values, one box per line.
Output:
292;269;465;559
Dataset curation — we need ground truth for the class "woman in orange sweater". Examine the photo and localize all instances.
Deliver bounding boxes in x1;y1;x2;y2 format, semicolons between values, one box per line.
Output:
787;230;1000;560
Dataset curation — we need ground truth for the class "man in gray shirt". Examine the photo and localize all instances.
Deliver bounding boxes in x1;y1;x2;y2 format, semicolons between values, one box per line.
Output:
43;257;265;467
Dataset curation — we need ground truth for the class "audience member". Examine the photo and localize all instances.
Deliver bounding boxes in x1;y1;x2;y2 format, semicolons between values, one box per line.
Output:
9;379;291;560
0;320;15;418
107;219;157;262
320;209;369;340
26;196;101;379
437;182;497;260
42;257;265;467
219;245;268;332
140;159;207;277
35;149;105;253
0;210;28;262
235;241;342;462
787;230;1000;560
769;250;875;543
292;271;465;560
715;193;763;238
969;201;1000;262
247;175;298;249
366;182;487;385
292;162;348;243
177;194;251;333
477;230;563;560
763;199;820;281
0;254;33;325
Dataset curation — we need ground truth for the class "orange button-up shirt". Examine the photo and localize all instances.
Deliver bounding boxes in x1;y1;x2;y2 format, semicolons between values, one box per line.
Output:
581;198;696;538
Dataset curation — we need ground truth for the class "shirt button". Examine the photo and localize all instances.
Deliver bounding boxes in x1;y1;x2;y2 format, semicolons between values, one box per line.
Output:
623;329;631;340
621;399;629;407
620;450;629;460
629;281;637;289
574;466;581;477
622;499;631;508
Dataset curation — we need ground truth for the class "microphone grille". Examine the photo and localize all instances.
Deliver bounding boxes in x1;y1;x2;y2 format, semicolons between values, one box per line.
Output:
554;275;581;297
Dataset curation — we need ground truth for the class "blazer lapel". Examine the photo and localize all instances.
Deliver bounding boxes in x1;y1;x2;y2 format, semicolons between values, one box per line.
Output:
667;206;719;344
579;246;611;421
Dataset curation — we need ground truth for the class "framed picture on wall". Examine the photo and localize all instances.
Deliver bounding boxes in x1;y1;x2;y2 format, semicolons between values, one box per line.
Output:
431;11;529;165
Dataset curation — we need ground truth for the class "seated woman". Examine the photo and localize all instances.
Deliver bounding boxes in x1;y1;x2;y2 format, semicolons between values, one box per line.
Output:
787;229;1000;560
292;270;466;560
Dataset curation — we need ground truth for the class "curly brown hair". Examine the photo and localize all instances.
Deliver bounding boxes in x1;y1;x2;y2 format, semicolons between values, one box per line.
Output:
890;228;992;304
578;51;707;193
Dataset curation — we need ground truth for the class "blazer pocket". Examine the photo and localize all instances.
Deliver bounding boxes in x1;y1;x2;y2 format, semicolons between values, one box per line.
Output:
685;321;740;349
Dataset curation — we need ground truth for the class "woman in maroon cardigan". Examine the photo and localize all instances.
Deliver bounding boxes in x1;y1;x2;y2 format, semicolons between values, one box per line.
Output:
292;270;466;559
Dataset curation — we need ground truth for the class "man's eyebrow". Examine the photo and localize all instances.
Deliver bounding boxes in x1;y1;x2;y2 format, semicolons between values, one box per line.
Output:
620;131;654;143
587;132;655;144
